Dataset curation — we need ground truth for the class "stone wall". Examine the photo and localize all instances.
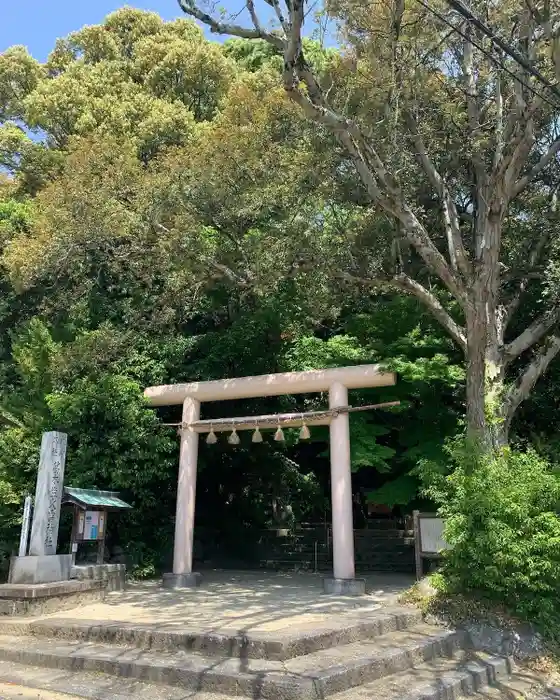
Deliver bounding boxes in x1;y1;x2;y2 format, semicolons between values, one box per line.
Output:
71;564;126;592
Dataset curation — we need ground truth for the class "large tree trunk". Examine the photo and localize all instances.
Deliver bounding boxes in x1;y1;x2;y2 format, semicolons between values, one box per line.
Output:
465;312;508;449
465;304;488;442
465;251;510;451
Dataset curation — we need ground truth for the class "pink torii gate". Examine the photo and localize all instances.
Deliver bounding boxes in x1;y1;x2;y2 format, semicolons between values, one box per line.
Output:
144;363;395;595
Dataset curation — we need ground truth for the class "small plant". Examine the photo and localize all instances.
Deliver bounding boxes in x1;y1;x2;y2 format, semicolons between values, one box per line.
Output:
418;440;560;641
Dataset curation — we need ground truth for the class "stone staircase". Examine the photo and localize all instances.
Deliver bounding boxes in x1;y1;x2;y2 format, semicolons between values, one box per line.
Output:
0;605;534;700
354;522;416;574
256;521;416;574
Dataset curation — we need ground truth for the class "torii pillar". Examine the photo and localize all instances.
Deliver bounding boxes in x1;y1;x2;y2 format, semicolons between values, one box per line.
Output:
144;364;395;595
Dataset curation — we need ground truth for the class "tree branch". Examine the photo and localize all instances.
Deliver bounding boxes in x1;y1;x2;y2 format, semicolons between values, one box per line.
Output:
263;0;289;34
204;259;252;286
405;110;471;279
338;271;467;351
493;70;504;171
462;30;490;260
246;0;263;34
177;0;283;48
504;333;560;419
503;228;552;326
504;182;557;326
504;305;560;363
498;105;539;201
284;0;305;87
510;136;560;197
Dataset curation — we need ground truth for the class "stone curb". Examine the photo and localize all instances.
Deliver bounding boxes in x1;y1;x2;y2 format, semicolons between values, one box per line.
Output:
0;580;104;600
0;628;467;700
0;607;423;661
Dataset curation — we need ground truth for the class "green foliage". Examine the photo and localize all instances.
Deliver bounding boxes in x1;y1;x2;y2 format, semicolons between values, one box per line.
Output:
348;415;395;472
46;374;175;493
47;373;177;571
366;474;419;508
0;426;40;577
222;38;281;72
12;318;56;397
0;196;33;244
0;198;32;232
419;440;560;638
284;335;369;370
0;46;41;120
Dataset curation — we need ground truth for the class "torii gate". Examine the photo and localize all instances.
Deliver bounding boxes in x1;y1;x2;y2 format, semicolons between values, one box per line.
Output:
144;363;395;595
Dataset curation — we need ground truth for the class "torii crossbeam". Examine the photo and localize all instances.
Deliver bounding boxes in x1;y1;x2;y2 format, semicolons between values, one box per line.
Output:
144;363;396;595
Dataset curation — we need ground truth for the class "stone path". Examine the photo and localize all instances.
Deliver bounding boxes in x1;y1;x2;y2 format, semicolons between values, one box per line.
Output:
32;571;414;634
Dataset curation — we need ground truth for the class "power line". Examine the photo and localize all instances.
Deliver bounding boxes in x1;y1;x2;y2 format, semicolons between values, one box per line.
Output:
442;0;560;102
414;0;560;112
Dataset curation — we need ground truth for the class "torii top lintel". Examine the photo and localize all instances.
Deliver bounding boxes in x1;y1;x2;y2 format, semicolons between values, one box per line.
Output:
144;364;395;406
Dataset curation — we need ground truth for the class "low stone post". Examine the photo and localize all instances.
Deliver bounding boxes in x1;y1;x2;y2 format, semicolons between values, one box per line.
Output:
18;496;33;557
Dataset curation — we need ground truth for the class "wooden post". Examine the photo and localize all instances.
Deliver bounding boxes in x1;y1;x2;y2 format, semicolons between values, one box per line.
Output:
413;510;422;581
97;510;107;565
69;506;78;566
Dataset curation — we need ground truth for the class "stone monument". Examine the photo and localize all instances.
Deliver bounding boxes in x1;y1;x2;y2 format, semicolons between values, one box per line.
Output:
9;431;73;585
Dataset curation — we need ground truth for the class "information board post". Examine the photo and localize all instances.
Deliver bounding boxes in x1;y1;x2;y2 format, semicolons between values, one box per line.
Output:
97;511;107;564
68;507;78;565
69;507;108;565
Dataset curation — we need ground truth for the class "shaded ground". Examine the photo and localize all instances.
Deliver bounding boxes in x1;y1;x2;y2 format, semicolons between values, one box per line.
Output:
37;570;414;635
0;681;81;699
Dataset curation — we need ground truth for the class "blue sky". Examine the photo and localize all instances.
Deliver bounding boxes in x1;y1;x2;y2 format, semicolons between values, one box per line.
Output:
0;1;256;60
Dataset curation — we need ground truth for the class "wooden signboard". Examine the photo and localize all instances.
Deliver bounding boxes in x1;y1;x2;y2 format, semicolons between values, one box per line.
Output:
70;508;108;564
413;511;450;580
63;487;131;566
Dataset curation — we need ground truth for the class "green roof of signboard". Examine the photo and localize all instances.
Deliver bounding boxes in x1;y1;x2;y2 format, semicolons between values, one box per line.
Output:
63;487;131;510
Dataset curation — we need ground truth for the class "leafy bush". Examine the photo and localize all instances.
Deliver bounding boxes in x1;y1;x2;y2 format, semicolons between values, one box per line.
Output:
419;440;560;638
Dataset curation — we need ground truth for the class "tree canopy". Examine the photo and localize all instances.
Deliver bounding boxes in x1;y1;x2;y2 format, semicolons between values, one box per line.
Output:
178;0;560;450
0;5;559;576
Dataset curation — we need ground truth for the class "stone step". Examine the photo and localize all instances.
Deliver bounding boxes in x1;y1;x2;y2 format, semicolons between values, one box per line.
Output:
0;652;527;700
0;658;232;699
0;606;422;660
469;681;557;699
363;520;405;530
355;531;415;540
329;651;513;699
0;658;234;699
0;624;467;700
271;540;415;552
